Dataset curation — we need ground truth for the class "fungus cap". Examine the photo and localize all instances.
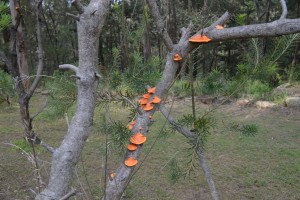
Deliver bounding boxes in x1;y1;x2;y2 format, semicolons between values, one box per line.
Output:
130;132;147;145
148;87;156;94
189;34;212;43
124;157;138;167
127;143;138;151
110;173;115;178
215;25;224;30
139;98;148;105
143;93;151;99
173;54;182;61
143;103;154;111
150;96;161;104
127;124;134;130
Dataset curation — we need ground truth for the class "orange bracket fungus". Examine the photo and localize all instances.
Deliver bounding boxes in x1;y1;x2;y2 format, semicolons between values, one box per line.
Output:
130;132;147;145
215;25;224;30
150;96;161;104
189;34;212;43
127;143;138;151
143;103;154;111
124;157;138;167
147;87;156;94
139;98;148;105
110;173;115;179
127;120;136;130
143;93;151;99
173;53;182;61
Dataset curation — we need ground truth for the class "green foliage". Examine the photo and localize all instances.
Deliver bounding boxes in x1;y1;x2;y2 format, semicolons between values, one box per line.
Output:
0;3;10;31
12;139;31;153
0;69;14;104
167;156;181;185
104;52;161;94
201;70;225;95
235;13;247;25
97;115;131;154
229;122;258;137
246;80;272;100
176;114;216;175
42;72;76;119
107;120;131;149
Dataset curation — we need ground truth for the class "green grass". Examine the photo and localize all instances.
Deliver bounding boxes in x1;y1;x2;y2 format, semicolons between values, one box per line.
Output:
0;94;299;199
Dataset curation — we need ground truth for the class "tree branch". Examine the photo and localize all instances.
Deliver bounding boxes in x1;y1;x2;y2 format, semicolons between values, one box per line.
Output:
179;22;194;44
146;0;174;51
27;0;44;99
159;104;219;200
31;99;48;120
58;188;76;200
280;0;288;19
59;64;78;73
40;140;55;154
71;0;84;14
122;96;144;115
66;12;80;21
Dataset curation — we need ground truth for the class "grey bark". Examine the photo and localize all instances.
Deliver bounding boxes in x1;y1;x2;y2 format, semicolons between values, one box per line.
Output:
35;0;111;199
105;1;300;200
9;0;30;90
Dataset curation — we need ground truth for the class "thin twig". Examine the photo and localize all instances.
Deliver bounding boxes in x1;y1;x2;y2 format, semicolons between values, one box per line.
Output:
31;99;48;120
280;0;288;19
27;0;45;99
64;113;69;128
159;105;219;200
59;188;77;200
66;12;80;21
40;140;55;153
122;96;144;115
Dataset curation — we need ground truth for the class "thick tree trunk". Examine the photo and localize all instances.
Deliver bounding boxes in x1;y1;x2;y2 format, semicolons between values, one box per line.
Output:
35;1;111;199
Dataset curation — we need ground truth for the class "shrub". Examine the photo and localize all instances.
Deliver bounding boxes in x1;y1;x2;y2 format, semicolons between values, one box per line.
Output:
0;69;14;104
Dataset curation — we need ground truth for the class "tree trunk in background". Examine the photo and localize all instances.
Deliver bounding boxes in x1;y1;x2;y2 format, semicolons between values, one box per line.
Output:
143;4;152;62
292;0;300;66
121;1;129;71
168;0;177;43
9;0;30;90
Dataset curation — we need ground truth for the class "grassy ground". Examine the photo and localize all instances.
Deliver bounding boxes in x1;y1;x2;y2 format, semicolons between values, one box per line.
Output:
0;94;299;200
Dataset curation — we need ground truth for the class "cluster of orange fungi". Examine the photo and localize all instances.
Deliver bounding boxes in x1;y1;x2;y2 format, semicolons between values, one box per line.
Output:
139;87;161;111
188;24;224;44
125;133;147;167
124;87;161;167
173;25;225;62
